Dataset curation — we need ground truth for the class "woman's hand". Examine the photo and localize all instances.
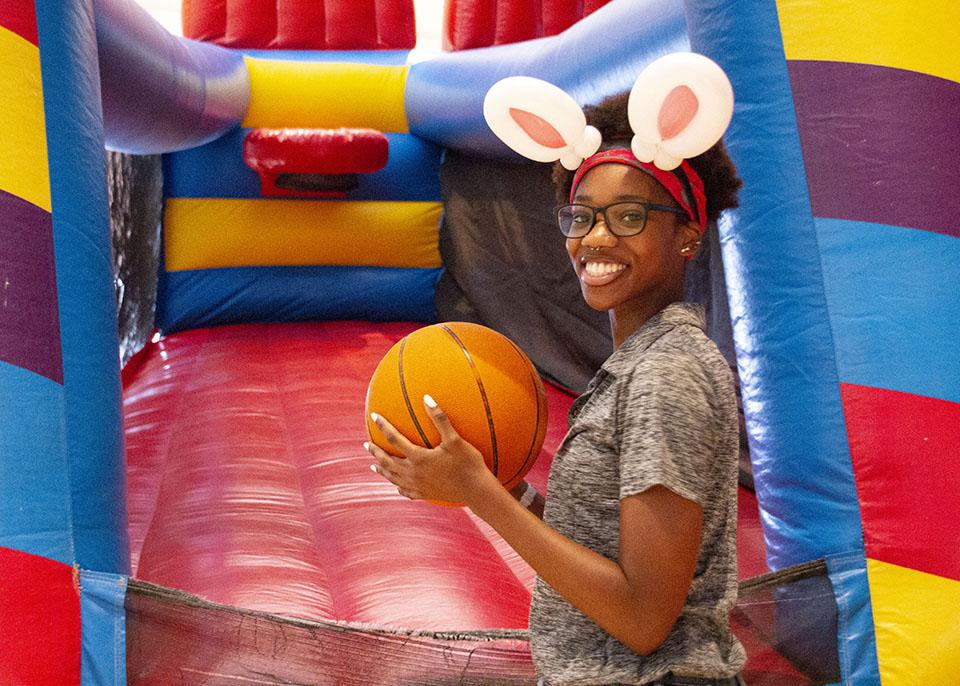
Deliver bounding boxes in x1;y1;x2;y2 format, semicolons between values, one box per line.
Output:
365;394;499;505
365;398;700;656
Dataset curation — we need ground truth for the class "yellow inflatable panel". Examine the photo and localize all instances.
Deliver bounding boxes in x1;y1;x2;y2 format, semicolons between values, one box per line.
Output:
0;27;50;211
164;198;441;271
777;1;960;84
243;58;409;132
867;558;960;685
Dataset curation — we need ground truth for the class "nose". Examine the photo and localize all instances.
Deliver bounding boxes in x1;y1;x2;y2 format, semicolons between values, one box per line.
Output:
580;213;617;248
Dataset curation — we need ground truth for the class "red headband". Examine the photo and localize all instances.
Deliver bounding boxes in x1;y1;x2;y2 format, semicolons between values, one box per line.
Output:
570;149;707;232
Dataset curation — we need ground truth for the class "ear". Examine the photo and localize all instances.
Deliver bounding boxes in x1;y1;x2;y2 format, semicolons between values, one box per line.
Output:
678;222;703;259
484;76;602;170
627;52;734;170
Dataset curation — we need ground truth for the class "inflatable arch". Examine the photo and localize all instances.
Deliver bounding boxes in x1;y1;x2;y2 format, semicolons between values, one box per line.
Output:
0;0;957;683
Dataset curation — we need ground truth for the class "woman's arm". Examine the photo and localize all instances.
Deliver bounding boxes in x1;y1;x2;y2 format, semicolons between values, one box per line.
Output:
367;397;702;656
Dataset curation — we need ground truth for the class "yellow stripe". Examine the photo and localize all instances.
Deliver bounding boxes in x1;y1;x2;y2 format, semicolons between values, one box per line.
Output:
0;27;50;211
777;1;960;83
243;58;409;132
164;198;441;271
867;559;960;685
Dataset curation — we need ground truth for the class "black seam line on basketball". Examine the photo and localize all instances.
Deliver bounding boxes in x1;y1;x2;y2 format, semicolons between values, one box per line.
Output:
398;337;433;448
440;325;499;477
505;339;543;485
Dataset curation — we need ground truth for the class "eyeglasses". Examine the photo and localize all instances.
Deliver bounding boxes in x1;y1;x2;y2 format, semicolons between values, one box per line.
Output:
556;201;687;238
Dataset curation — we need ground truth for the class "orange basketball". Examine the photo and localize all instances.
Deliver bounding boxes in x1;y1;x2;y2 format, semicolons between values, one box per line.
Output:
365;322;548;503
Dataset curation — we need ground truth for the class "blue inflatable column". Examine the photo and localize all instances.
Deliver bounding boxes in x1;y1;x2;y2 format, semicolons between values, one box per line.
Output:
683;2;880;684
683;0;866;569
0;0;129;575
39;0;130;575
405;0;689;157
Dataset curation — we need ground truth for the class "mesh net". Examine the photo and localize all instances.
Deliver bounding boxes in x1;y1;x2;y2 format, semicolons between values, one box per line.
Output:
126;580;537;685
126;561;840;685
733;561;841;685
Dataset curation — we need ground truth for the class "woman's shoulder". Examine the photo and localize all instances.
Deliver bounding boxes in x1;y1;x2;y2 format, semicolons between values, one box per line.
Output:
636;323;728;376
621;327;735;415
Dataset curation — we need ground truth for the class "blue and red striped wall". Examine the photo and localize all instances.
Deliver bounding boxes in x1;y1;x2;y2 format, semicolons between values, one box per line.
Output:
690;1;960;683
0;0;129;683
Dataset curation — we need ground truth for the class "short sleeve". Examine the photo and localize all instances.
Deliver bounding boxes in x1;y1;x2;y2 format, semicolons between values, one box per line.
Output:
617;351;718;507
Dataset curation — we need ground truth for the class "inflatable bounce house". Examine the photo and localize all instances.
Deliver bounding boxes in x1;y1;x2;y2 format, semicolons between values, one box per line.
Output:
1;0;957;683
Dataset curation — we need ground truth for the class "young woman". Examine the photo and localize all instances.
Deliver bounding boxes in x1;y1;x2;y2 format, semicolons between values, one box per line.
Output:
365;67;746;686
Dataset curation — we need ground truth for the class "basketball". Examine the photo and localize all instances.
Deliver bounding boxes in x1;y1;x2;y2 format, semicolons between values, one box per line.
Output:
365;322;548;501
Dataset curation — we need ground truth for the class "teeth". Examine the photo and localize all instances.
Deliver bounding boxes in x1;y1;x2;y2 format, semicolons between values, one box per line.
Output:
584;261;626;278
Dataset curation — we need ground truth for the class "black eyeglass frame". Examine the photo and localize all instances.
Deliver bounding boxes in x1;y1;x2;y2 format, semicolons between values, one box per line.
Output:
555;201;688;238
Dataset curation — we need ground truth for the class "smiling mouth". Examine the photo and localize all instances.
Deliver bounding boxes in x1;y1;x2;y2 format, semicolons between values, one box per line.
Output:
580;258;627;284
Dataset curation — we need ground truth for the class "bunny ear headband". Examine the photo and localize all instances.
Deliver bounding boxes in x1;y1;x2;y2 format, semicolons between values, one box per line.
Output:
482;52;734;233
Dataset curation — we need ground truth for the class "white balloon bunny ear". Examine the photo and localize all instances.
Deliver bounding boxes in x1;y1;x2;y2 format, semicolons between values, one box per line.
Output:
628;52;734;171
483;76;602;171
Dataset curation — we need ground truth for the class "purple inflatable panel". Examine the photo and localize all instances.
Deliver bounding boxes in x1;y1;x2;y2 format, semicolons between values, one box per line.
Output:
0;189;61;383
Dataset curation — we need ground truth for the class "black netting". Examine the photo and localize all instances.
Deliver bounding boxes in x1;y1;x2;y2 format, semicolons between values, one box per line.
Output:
734;561;841;685
126;561;840;685
107;151;163;365
126;580;537;686
435;150;612;393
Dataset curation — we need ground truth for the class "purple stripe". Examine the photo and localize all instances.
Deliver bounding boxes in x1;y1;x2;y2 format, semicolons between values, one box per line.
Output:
0;189;62;383
788;60;960;238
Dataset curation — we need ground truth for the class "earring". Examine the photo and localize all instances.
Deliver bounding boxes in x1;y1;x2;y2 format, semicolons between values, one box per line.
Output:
681;241;701;255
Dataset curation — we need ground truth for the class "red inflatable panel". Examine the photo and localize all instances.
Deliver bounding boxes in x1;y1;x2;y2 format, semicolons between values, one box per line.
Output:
124;322;566;629
737;487;768;579
243;128;389;197
494;0;540;46
842;383;960;581
325;0;379;50
275;0;327;50
541;0;578;37
0;547;81;685
182;0;226;43
443;0;614;51
187;0;415;50
0;0;38;46
243;128;389;174
443;0;496;51
375;0;417;50
583;0;610;13
123;321;765;633
224;0;277;48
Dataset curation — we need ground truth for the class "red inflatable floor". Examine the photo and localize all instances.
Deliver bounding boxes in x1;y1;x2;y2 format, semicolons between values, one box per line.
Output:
123;320;767;631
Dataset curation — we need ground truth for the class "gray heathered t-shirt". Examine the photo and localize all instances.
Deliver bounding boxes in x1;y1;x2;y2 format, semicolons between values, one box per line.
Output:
529;302;746;685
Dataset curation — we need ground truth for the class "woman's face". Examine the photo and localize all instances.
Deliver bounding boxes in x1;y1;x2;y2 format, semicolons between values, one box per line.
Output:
565;163;698;314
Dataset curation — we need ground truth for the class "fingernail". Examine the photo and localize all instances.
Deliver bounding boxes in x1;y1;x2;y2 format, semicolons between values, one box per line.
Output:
370;412;381;424
369;464;378;473
423;394;437;409
362;441;370;451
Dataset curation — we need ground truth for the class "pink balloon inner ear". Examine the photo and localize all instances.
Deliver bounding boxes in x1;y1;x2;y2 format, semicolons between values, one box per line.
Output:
657;86;699;140
509;108;568;149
